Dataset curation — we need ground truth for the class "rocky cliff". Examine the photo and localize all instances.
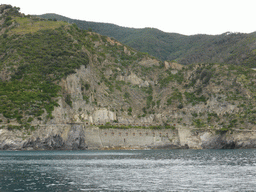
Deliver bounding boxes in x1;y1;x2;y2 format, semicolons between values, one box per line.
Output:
2;123;256;150
1;5;256;150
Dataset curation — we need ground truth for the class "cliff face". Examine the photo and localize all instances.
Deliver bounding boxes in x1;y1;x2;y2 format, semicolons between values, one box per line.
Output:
1;5;256;150
2;124;256;150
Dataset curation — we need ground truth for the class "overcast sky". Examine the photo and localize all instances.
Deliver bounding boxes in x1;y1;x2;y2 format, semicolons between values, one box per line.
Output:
2;0;256;35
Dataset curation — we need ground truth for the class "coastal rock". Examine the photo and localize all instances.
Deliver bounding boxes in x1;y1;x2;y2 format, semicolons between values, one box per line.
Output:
2;124;256;150
0;124;88;150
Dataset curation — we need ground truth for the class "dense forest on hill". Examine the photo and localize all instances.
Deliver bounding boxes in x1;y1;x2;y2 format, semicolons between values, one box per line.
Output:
37;13;256;68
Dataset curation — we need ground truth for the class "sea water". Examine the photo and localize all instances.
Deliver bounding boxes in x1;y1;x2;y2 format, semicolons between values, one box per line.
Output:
1;149;256;191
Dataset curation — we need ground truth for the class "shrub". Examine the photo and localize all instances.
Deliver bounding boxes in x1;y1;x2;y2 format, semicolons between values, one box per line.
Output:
184;92;206;105
27;117;33;122
128;107;132;116
124;92;130;99
65;94;72;107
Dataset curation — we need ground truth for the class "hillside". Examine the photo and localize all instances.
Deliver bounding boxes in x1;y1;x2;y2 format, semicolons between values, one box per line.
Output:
1;5;256;149
37;13;256;68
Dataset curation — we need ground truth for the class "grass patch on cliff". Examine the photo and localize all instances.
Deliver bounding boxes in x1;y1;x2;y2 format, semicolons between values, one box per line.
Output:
10;16;68;35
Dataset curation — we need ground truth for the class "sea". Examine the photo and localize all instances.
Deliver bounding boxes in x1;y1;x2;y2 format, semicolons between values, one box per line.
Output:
1;149;256;191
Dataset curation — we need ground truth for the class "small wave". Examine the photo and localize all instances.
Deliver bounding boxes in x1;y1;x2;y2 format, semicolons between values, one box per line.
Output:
79;152;139;156
46;184;56;187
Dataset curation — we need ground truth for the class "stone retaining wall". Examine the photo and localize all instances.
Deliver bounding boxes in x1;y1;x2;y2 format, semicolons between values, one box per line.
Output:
84;127;179;149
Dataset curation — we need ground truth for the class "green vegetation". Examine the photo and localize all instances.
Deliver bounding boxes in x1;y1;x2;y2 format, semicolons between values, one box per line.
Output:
10;17;68;35
127;107;133;116
216;127;229;134
37;13;256;68
184;92;206;106
193;119;205;128
159;71;184;88
167;90;183;106
83;95;90;103
0;8;90;126
143;85;154;110
65;94;72;107
124;92;130;99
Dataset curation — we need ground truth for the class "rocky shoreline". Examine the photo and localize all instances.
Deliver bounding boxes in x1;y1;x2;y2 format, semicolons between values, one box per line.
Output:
1;124;256;151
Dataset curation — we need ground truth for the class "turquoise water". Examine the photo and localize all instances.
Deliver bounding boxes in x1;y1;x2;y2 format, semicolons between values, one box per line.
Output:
1;149;256;191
